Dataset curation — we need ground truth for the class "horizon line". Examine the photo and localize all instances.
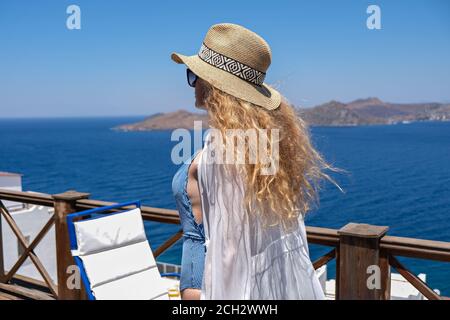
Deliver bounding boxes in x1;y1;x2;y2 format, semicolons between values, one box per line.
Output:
2;97;450;119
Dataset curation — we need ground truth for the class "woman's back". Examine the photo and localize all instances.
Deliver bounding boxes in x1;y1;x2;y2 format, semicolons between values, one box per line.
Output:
198;132;325;300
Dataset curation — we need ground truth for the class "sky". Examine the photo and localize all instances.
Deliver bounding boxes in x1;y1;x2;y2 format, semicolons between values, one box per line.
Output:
0;0;449;118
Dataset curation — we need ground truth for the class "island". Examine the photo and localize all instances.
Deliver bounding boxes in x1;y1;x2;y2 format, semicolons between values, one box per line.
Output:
113;98;450;131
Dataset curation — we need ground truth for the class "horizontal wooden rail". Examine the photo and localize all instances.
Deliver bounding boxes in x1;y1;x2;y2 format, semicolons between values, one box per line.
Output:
0;189;54;207
381;236;450;262
0;282;54;300
11;274;52;293
307;226;339;247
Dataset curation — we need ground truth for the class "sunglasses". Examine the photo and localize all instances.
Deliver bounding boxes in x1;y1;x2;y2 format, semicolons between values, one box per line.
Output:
186;69;198;87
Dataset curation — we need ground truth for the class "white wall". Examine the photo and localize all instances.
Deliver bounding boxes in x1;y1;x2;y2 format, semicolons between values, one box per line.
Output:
0;175;23;210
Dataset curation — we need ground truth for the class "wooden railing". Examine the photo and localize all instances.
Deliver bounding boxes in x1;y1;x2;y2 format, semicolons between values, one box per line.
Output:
0;188;449;300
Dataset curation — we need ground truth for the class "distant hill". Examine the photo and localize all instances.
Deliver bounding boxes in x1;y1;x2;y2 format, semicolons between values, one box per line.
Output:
113;98;450;131
297;98;450;126
114;110;209;131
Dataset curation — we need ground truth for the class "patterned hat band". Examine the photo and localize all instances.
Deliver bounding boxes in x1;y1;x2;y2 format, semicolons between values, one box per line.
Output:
198;43;266;86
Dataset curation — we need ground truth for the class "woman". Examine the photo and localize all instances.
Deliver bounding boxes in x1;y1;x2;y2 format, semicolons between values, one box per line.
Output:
172;23;340;299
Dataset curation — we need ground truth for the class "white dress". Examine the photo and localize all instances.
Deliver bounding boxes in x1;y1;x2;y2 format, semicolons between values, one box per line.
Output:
197;131;325;300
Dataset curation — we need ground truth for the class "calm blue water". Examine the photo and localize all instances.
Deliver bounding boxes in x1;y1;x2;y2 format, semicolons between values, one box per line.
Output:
1;117;449;295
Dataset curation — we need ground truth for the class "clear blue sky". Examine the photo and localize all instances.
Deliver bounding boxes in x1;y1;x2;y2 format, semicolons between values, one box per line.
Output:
0;0;449;117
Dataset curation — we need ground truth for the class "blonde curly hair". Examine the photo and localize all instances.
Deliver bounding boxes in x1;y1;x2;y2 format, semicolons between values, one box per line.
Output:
201;81;343;230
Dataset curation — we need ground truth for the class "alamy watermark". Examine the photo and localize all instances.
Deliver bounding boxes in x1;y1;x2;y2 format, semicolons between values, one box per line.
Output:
66;264;81;290
367;5;381;30
66;4;81;30
171;121;280;176
366;264;382;290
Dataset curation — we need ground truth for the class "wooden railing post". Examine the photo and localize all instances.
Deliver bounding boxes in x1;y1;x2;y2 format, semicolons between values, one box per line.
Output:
337;223;390;300
52;190;90;300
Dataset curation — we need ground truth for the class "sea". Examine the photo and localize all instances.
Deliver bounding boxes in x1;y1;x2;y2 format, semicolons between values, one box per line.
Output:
0;117;449;295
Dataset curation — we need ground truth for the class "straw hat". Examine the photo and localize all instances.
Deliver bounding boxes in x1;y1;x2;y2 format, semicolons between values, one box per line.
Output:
171;23;281;110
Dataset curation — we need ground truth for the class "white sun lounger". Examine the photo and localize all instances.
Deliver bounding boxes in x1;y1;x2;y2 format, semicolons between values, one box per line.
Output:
67;201;179;300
